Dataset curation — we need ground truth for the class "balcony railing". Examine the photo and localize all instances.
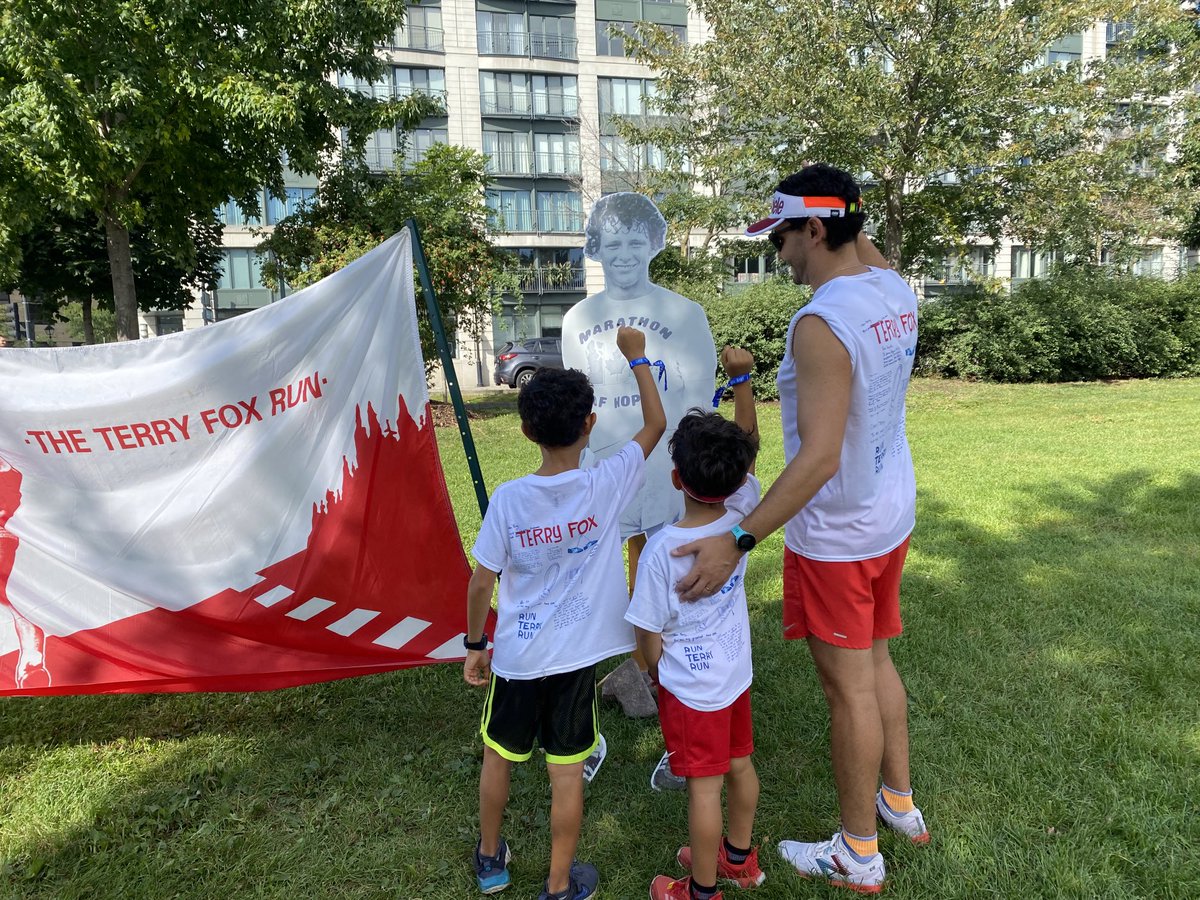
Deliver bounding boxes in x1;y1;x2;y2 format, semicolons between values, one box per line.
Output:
384;26;445;52
514;265;587;293
477;30;579;61
537;209;584;232
485;150;582;177
480;91;579;118
487;209;584;233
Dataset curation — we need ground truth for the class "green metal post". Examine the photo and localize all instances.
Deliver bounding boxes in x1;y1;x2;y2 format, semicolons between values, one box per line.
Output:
406;219;490;518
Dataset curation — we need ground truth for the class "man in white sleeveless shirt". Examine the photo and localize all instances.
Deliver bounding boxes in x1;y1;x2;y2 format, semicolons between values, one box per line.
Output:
673;165;928;893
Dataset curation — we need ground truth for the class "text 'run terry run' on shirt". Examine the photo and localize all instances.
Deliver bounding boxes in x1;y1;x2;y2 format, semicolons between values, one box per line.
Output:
625;474;761;712
471;441;644;680
777;266;918;562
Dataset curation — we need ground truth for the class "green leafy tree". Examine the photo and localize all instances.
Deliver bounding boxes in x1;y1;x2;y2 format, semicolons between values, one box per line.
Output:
619;0;1191;272
6;203;222;343
261;144;520;375
0;0;435;340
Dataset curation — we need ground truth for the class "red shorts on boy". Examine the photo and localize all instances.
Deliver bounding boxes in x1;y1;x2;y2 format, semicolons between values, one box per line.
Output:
782;536;909;649
657;686;753;777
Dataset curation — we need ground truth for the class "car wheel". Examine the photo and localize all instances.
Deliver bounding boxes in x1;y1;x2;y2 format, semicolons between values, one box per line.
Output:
515;369;535;389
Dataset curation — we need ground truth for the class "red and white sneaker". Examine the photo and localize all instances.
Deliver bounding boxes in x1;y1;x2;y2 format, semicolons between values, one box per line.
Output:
777;832;885;894
676;840;765;888
876;790;931;844
649;875;723;900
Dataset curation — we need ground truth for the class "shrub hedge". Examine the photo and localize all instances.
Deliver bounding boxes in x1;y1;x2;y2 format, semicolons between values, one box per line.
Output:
701;279;810;401
916;269;1200;382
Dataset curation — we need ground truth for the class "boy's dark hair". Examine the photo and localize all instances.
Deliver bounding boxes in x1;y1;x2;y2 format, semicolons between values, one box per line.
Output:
517;367;595;447
777;163;864;251
669;409;757;501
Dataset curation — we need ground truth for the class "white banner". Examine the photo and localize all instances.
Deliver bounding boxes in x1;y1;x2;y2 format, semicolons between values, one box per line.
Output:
0;230;480;694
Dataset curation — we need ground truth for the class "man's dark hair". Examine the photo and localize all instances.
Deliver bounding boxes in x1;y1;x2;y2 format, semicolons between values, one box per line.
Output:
518;367;595;447
669;409;757;501
777;163;864;251
584;192;668;259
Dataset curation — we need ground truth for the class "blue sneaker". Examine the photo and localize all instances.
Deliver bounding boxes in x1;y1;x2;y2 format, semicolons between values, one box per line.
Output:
537;860;599;899
474;837;512;894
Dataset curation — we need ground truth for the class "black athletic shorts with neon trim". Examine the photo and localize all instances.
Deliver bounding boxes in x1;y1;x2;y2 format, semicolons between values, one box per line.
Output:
480;664;599;765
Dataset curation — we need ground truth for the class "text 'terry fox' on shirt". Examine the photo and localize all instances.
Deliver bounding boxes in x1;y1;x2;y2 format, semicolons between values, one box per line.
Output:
471;441;644;679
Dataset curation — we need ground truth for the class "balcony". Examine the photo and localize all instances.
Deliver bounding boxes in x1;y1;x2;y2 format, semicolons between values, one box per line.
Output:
485;150;582;177
487;209;584;233
514;265;587;293
480;91;579;119
384;26;444;52
477;30;579;61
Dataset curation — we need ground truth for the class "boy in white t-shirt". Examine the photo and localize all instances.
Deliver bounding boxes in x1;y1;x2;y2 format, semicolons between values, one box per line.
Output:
626;348;766;900
463;326;666;900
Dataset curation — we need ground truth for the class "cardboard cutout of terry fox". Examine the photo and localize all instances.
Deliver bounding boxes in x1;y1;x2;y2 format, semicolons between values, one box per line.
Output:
563;193;717;538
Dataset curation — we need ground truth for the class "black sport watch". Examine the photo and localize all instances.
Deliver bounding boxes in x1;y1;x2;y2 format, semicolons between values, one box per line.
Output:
463;633;489;651
730;524;757;552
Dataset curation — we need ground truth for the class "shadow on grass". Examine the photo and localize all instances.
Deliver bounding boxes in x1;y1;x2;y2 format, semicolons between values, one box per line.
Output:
1;470;1197;898
890;469;1200;896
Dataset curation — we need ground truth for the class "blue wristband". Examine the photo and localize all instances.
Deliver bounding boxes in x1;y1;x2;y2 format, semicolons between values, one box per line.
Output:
712;373;751;407
629;357;650;369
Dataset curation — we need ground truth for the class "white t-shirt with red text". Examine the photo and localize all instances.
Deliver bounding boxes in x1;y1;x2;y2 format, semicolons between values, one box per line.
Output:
624;475;761;711
471;441;644;679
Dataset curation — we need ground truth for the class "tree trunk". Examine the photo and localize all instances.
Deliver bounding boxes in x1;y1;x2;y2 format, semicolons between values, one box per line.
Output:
104;213;139;341
81;296;95;344
882;179;904;270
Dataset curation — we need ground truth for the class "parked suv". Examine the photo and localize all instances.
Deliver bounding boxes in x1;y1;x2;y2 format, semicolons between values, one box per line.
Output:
493;337;564;388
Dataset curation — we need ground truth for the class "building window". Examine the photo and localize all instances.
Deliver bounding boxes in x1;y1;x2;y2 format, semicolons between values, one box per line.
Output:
483;131;532;175
532;75;578;117
598;77;658;120
216;196;262;228
1045;33;1082;68
155;313;184;336
406;128;449;166
596;20;637;56
218;249;267;291
535;132;581;176
1132;248;1164;278
392;5;444;51
487;189;535;232
477;11;526;55
1011;247;1060;282
924;247;995;295
536;191;583;233
530;16;577;60
265;187;317;225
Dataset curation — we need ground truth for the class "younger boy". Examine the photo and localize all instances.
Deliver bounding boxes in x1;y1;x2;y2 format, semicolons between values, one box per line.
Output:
626;348;765;900
464;326;667;899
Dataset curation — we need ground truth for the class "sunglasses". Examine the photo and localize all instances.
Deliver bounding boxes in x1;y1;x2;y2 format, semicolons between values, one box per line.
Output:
768;223;799;251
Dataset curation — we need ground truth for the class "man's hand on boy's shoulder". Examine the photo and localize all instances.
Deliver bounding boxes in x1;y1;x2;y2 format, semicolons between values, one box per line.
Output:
464;649;491;687
721;345;754;378
615;325;646;361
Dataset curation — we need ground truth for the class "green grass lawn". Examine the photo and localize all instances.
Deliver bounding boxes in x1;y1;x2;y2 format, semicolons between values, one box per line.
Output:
2;379;1198;899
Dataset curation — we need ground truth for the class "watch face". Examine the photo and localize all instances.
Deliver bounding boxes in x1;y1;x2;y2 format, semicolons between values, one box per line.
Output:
737;533;756;551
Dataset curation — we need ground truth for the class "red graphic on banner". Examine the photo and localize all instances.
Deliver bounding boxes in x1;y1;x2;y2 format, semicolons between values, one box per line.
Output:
0;398;485;696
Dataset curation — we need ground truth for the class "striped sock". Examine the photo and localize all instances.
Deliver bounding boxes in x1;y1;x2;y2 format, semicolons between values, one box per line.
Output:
841;829;878;860
881;783;915;814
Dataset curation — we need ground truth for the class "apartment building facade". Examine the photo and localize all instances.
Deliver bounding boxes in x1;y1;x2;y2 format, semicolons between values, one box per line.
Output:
134;8;1194;381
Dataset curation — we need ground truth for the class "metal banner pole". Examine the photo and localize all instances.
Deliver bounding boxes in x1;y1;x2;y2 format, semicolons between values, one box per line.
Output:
406;219;490;518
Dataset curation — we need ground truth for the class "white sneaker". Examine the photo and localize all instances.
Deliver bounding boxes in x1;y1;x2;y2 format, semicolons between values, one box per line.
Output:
778;832;885;894
582;733;607;783
876;790;930;844
649;750;686;791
